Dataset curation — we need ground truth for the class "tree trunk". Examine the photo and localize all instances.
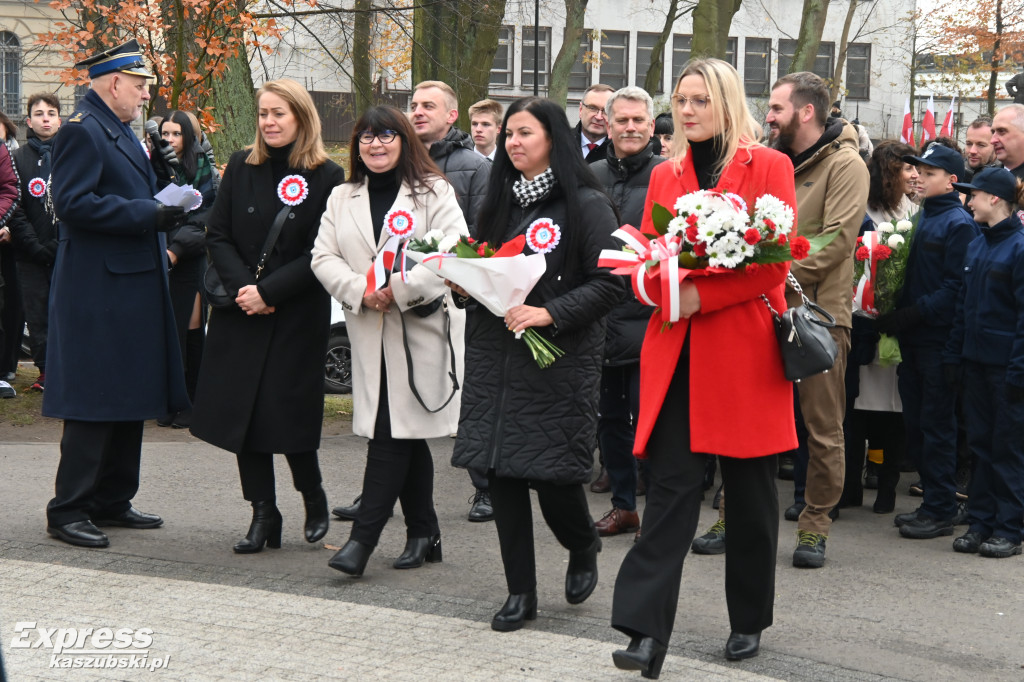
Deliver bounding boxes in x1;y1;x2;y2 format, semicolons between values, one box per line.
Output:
352;0;372;118
454;0;506;129
412;0;446;84
209;2;256;164
830;0;859;103
644;0;679;95
691;0;742;59
988;0;1004;116
549;0;589;109
790;0;829;73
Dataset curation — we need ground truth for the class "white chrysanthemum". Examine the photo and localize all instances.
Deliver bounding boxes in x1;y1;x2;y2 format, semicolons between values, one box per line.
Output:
437;234;460;253
423;229;445;244
667;216;689;237
707;232;746;268
887;233;905;249
753;194;795;234
877;221;895;234
896;220;913;233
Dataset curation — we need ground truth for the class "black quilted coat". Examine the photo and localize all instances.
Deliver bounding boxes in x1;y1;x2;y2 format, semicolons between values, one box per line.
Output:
451;185;623;484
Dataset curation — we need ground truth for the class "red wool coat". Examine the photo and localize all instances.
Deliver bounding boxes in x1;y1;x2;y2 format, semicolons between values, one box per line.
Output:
633;144;799;459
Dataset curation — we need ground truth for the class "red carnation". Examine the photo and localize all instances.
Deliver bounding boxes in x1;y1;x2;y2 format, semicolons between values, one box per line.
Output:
685;225;699;242
856;236;864;245
693;242;707;257
476;242;489;256
746;262;761;275
874;244;893;260
744;228;761;245
790;235;811;259
686;214;700;227
763;218;776;233
467;237;476;244
777;233;788;245
856;245;870;261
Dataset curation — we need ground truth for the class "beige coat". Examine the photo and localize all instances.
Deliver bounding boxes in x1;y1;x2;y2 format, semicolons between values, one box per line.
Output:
311;176;467;439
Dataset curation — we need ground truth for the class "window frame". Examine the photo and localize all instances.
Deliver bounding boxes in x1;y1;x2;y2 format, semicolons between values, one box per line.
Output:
521;26;552;91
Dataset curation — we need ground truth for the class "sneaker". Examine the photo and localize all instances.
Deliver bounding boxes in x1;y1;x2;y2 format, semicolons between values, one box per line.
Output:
0;380;15;399
30;372;44;392
1;371;14;382
979;536;1022;558
793;530;827;568
908;480;924;497
691;519;726;555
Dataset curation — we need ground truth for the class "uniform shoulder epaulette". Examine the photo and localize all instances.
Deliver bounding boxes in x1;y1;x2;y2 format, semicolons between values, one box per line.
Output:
67;111;90;124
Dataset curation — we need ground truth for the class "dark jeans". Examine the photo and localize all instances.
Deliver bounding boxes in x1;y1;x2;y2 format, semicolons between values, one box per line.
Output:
899;344;958;520
235;451;322;501
963;361;1024;543
598;363;641;511
16;260;51;370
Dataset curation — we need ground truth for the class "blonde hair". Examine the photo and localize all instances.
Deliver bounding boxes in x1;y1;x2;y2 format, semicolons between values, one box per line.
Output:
182;110;201;138
671;58;762;177
413;80;458;112
246;79;329;170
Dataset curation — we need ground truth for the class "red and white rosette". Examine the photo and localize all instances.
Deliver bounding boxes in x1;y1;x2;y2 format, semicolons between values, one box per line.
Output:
187;189;203;212
526;218;561;254
28;178;46;198
277;175;309;206
365;209;418;297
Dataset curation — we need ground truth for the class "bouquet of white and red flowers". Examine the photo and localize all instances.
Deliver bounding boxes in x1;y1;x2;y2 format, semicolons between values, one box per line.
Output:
404;231;565;368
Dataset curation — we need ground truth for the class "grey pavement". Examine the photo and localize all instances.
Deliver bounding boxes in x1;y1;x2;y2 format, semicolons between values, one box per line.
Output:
0;431;1022;681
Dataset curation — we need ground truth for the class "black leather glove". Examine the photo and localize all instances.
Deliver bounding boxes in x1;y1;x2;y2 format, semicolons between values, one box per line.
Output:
155;204;187;232
1007;383;1024;403
875;306;922;335
161;141;180;168
943;364;963;391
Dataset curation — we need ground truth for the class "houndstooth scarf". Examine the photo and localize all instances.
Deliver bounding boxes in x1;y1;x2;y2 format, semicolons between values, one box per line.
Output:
512;167;556;207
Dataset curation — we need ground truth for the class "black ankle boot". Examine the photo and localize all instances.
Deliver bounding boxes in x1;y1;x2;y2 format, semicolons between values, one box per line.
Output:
233;500;282;554
393;534;442;569
612;636;667;679
565;537;601;604
328;539;373;576
302;486;329;543
490;591;537;632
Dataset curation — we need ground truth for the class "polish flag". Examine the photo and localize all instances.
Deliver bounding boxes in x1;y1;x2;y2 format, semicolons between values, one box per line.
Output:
900;98;916;146
921;95;937;143
939;95;956;138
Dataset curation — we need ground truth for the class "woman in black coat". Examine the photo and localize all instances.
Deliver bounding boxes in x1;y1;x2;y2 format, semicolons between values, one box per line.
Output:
449;97;622;632
190;79;346;553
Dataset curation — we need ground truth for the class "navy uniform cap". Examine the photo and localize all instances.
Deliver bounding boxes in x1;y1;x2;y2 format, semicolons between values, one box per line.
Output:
952;166;1020;203
74;39;154;79
902;144;965;181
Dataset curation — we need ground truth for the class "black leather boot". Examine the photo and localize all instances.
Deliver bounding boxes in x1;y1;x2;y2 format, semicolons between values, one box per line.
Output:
490;591;538;632
302;486;329;543
393;534;442;569
565;537;601;604
328;539;373;576
233;500;282;554
613;636;668;679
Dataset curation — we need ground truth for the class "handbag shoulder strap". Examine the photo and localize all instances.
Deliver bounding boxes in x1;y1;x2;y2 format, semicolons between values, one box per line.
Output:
398;298;460;414
254;204;292;280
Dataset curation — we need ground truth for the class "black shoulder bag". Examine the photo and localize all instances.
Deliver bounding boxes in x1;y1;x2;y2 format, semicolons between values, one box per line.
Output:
205;205;291;308
397;297;460;413
761;272;839;382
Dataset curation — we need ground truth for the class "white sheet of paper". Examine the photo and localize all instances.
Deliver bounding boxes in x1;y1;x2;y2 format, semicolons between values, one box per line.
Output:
154;183;200;210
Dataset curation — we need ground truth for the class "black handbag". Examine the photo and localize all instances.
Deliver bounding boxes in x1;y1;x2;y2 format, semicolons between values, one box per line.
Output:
761;273;839;382
204;204;292;309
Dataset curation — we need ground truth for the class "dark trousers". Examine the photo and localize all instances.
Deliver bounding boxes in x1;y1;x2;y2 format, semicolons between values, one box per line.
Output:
612;360;779;645
235;450;322;501
0;246;22;375
488;473;597;594
963;361;1024;543
16;260;50;371
842;410;904;505
47;420;145;526
899;344;958;519
598;363;641;511
350;364;439;546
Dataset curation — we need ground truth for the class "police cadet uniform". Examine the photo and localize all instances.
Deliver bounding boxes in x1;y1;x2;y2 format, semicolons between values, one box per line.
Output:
44;40;189;548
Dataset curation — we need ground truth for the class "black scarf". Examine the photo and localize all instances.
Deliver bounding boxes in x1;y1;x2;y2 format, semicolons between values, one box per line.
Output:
27;132;54;182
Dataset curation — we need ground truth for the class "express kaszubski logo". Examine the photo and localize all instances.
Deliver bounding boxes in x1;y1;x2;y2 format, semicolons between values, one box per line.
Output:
11;622;171;671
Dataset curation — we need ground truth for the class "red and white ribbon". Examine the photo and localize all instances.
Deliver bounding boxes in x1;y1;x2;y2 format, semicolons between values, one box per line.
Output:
526;219;561;254
277;175;308;206
853;231;879;316
366;209;418;295
28;178;46;198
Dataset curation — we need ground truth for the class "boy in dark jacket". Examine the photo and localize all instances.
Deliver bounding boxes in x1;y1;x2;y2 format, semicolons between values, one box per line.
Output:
877;144;979;539
946;167;1024;558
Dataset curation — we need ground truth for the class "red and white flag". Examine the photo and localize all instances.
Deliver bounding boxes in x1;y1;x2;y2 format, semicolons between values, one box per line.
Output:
940;95;956;138
900;98;916;147
921;95;937;144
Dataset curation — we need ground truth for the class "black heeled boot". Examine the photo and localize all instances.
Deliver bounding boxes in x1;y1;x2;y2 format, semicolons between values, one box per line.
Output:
565;537;601;604
490;591;538;632
302;486;329;543
393;534;442;569
233;500;282;554
328;539;373;576
724;631;761;660
612;636;668;679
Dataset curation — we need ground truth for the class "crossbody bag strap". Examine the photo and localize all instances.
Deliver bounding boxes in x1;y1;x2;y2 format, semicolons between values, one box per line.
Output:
254;204;292;280
761;271;810;319
398;297;459;414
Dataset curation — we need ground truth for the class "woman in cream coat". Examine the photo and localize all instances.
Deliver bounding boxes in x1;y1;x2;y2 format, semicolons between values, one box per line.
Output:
312;105;466;577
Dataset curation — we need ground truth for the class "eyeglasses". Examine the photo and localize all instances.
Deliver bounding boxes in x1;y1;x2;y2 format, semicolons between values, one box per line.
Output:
358;129;398;144
672;95;710;110
581;103;606;116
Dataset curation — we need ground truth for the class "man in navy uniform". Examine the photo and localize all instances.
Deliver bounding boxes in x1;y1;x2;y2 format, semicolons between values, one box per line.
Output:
44;39;189;548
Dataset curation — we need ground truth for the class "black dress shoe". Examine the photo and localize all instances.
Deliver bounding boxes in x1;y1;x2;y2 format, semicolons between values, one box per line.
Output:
612;636;668;679
491;591;537;632
899;515;954;539
233;500;282;553
156;412;175;427
170;407;192;429
953;531;986;554
468;490;494;522
565;538;600;604
894;508;921;527
328;539;373;576
332;495;361;521
93;507;163;529
784;501;805;521
725;631;761;660
302;486;329;543
47;521;110;548
393;534;442;569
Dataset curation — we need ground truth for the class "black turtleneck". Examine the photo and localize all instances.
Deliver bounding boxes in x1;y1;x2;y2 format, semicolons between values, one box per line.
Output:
688;136;726;189
366;168;399;242
266;142;295;184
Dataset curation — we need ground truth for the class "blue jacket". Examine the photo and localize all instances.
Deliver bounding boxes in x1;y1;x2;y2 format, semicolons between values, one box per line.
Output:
945;212;1024;388
898;191;978;347
43;90;188;420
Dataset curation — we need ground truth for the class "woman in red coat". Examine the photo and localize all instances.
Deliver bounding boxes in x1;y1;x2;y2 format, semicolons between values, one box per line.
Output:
611;58;798;678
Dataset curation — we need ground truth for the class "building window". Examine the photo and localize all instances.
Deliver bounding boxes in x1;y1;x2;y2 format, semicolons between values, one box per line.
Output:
490;26;514;88
846;43;871;100
600;31;629;90
635;32;663;93
671;35;736;87
522;26;551;90
568;30;593;91
725;37;737;68
778;39;835;81
0;32;20;117
744;38;771;97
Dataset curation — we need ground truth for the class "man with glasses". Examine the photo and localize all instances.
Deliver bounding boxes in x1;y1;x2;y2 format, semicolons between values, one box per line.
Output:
577;84;614;164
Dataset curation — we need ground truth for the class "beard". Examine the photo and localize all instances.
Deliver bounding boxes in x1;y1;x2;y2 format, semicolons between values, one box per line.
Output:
769;117;799;152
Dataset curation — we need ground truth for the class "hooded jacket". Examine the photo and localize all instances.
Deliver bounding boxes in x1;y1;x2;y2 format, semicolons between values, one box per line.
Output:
428;126;490;232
